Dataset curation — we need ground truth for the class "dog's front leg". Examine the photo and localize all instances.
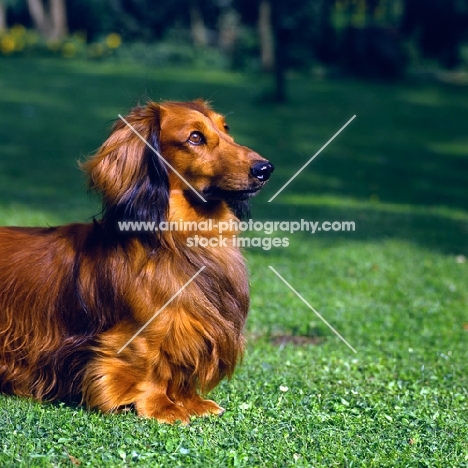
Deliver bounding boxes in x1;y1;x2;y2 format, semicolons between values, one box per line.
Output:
134;363;191;424
171;391;225;418
82;327;191;424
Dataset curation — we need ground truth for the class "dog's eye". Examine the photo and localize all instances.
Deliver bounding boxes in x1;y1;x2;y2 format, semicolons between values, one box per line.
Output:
188;131;205;145
223;124;230;133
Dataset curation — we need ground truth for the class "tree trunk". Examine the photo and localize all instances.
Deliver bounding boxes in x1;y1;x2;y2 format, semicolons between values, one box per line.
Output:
27;0;68;39
50;0;68;38
0;3;6;32
271;0;287;102
219;9;239;53
258;0;275;71
189;3;208;47
27;0;50;37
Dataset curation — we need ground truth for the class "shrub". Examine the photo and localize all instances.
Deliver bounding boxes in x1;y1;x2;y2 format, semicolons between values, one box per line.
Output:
0;26;122;60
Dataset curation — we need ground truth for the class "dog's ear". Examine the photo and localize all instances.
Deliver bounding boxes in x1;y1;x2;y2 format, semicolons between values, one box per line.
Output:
81;104;169;233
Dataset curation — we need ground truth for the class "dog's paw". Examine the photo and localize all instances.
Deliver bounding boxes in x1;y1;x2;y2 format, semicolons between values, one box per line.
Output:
177;395;225;417
136;396;191;424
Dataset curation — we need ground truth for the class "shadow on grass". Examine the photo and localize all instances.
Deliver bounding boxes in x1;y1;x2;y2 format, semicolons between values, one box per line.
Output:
248;79;468;213
248;199;468;256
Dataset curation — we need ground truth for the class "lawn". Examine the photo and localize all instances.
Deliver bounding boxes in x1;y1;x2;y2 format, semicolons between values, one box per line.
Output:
0;57;467;467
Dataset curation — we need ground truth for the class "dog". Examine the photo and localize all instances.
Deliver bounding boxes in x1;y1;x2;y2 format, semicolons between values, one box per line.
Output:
0;100;274;423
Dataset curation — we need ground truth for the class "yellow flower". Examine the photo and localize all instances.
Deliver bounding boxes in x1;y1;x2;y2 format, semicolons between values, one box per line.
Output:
106;33;122;49
1;36;15;54
62;42;76;58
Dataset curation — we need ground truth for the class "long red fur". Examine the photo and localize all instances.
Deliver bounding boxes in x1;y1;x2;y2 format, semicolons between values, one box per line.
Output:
0;100;273;423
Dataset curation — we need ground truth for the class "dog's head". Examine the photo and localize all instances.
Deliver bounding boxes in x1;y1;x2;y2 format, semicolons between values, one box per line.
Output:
81;100;274;227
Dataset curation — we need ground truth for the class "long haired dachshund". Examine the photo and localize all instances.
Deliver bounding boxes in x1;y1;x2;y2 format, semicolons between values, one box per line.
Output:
0;100;273;423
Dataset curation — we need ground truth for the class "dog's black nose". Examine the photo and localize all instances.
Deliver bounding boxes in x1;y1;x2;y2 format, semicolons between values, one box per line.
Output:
251;162;274;182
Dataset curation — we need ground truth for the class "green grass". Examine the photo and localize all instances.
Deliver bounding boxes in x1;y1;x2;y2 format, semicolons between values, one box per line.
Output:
0;57;467;467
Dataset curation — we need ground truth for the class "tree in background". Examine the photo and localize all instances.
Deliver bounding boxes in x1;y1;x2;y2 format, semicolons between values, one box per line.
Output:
189;0;208;47
1;0;467;83
235;0;329;101
27;0;67;39
103;0;183;41
401;0;468;68
335;0;407;78
258;0;274;71
0;2;6;31
0;0;23;32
